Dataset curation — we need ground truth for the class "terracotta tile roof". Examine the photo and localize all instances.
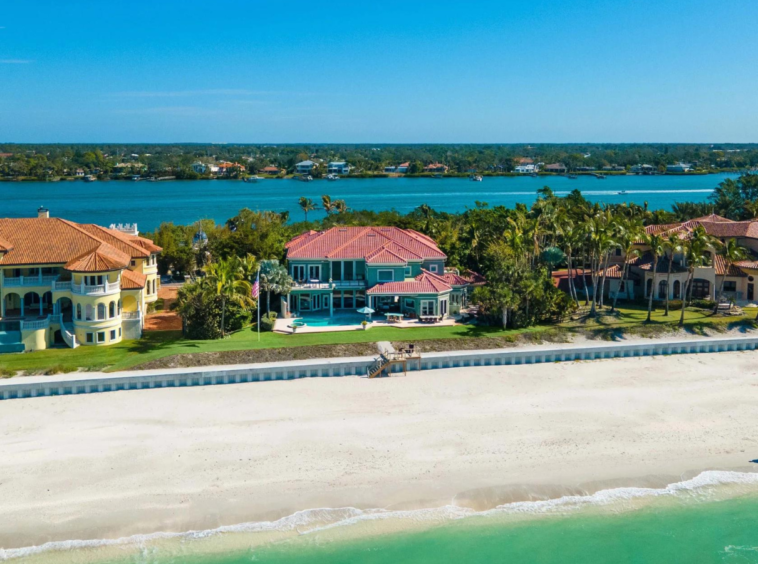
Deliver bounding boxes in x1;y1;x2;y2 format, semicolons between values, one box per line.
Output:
461;269;487;286
629;253;688;273
365;245;413;264
0;217;160;268
735;260;758;269
367;270;452;295
286;226;446;261
261;166;280;172
440;271;470;286
65;244;131;272
121;268;147;289
713;255;747;276
0;235;13;253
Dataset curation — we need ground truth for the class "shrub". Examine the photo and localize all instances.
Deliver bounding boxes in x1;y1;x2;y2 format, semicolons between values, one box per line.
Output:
690;299;716;310
259;312;278;332
225;301;253;332
666;300;683;311
0;368;16;378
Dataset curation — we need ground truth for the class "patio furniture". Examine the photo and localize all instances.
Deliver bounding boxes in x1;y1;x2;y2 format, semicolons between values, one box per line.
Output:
384;313;404;323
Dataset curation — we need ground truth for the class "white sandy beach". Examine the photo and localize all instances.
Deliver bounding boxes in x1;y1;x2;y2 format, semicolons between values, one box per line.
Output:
1;351;758;549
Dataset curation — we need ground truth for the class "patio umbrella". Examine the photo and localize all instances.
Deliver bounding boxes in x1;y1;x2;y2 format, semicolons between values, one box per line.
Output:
356;306;375;319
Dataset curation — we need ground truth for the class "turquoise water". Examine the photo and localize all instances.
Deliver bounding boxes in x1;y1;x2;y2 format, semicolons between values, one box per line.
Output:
6;471;758;564
0;174;735;230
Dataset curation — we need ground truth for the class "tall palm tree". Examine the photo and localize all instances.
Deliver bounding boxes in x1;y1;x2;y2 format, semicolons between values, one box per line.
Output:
321;194;335;215
332;199;348;214
611;217;645;313
679;226;718;327
645;233;665;322
662;233;683;316
203;258;254;336
298;197;316;222
714;238;746;312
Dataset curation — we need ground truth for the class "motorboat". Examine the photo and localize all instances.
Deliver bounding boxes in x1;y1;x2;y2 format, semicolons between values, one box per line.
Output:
469;174;483;182
243;176;264;183
326;173;340;181
83;175;97;182
617;190;628;195
295;174;313;182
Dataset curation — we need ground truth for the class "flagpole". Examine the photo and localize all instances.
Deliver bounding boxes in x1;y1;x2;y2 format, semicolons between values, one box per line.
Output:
256;267;261;342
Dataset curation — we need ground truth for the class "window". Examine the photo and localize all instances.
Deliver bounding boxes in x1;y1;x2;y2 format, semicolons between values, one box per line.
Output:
86;332;94;343
404;266;412;277
421;300;435;316
308;265;321;281
109;301;116;318
97;332;105;343
85;304;94;321
404;298;415;309
723;281;737;292
118;328;122;337
130;260;136;267
691;279;710;299
110;329;117;340
377;270;394;282
97;303;106;320
292;264;306;281
429;264;439;273
76;304;82;320
673;280;681;298
118;300;122;314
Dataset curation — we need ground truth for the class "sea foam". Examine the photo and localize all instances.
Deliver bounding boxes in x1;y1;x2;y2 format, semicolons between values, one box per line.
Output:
2;470;757;561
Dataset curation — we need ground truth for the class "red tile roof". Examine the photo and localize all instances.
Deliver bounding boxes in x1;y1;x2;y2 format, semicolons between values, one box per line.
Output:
367;270;452;295
121;268;147;289
65;244;131;272
286;226;446;261
0;217;160;268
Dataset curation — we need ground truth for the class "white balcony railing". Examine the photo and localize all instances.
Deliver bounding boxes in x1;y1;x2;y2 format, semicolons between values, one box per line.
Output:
122;310;141;320
61;321;79;349
292;279;367;290
71;280;121;296
3;275;59;287
20;316;50;331
53;280;72;291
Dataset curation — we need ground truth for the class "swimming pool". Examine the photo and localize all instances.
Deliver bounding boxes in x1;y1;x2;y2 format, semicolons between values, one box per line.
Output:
294;314;367;327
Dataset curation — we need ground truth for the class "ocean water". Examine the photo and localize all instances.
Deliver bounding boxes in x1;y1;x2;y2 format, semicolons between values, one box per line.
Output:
0;174;736;231
4;471;758;564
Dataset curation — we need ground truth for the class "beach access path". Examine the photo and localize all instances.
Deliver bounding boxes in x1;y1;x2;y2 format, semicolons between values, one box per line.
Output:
1;347;757;549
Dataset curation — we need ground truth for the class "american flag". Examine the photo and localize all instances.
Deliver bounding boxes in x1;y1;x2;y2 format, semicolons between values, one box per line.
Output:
252;271;260;299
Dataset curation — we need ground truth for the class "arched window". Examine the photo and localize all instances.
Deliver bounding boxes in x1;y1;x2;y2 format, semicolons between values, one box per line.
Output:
118;300;122;314
85;304;94;321
76;304;82;320
658;280;668;300
109;301;116;318
97;303;106;320
673;280;681;299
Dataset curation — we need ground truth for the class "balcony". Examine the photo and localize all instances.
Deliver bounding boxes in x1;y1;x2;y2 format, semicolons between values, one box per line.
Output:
3;274;60;287
292;279;367;290
53;280;72;292
122;310;142;321
71;280;121;296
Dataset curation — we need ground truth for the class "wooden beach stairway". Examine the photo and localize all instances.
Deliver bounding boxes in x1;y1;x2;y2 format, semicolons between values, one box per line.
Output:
367;342;421;378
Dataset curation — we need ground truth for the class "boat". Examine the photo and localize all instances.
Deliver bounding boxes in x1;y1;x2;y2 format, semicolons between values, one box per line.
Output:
295;174;313;182
469;174;483;182
83;175;97;182
596;174;606;179
617;190;628;195
326;173;340;181
568;174;578;179
243;176;264;183
131;175;141;181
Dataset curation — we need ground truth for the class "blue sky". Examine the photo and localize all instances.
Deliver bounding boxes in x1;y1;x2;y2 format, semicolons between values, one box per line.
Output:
1;0;757;143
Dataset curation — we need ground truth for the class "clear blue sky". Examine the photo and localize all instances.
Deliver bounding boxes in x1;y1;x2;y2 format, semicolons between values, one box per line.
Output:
1;0;757;143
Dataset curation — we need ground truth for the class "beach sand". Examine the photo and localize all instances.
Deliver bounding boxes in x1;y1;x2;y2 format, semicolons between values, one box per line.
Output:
1;351;758;549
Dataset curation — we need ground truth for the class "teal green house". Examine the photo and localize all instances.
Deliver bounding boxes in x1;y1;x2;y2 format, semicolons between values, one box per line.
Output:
284;226;482;320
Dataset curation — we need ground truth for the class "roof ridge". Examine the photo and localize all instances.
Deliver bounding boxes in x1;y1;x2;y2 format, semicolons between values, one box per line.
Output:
325;226;376;258
83;224;151;257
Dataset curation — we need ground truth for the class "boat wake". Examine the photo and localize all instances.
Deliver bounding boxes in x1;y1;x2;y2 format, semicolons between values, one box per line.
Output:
2;470;757;560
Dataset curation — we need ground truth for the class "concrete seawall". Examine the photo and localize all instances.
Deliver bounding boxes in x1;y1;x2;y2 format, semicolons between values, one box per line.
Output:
2;335;757;401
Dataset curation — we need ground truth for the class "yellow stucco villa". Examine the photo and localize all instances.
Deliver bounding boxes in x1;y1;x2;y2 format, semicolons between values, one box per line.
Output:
0;208;161;353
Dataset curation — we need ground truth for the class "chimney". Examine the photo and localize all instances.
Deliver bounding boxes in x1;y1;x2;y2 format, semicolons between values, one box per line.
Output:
37;206;49;219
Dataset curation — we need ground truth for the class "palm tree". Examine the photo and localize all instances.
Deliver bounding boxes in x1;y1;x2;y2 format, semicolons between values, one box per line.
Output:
298;197;316;222
662;233;683;316
203;257;254;336
259;259;293;315
611;217;644;313
679;226;718;327
645;233;665;322
714;238;746;312
321;194;334;215
332;199;348;214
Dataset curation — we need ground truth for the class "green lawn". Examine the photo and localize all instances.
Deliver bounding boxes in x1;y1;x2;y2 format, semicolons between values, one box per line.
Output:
1;305;755;375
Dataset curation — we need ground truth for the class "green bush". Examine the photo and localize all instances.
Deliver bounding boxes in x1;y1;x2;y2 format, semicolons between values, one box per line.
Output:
224;301;253;332
666;300;683;311
259;312;278;332
690;299;716;310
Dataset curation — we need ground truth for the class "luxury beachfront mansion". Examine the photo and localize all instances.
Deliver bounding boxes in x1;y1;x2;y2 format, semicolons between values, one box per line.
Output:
0;208;161;353
601;214;758;304
284;226;482;321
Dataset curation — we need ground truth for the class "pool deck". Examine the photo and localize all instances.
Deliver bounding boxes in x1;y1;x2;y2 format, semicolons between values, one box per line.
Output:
274;315;460;334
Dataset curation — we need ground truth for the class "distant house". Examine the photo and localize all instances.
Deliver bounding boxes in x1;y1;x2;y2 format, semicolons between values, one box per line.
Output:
384;165;397;173
630;164;656;174
397;162;410;173
0;153;12;159
424;163;448;173
191;162;208;174
260;165;281;175
602;165;626;172
75;169;85;177
517;157;534;165
327;161;351;175
217;162;246;175
544;163;567;174
666;162;692;173
295;160;316;174
514;164;537;174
